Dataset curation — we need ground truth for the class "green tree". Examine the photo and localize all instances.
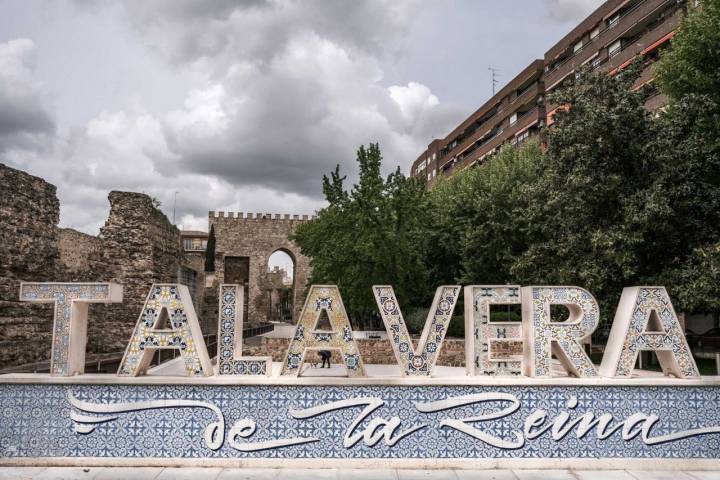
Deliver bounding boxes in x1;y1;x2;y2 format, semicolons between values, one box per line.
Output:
292;143;430;328
651;2;720;316
508;66;655;320
426;140;547;286
655;0;720;103
205;224;216;272
640;93;720;314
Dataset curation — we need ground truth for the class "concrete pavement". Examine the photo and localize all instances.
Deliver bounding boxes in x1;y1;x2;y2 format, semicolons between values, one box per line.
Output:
0;468;719;480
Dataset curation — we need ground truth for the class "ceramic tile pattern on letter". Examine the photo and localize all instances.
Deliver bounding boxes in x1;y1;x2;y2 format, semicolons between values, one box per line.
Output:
600;286;699;378
374;285;460;376
18;282;123;376
117;284;212;377
522;286;599;377
464;285;522;376
216;284;271;376
281;285;365;377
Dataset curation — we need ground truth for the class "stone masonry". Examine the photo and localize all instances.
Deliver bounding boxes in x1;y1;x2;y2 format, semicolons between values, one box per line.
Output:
90;191;185;353
57;227;103;279
210;212;313;324
0;164;59;367
0;163;195;369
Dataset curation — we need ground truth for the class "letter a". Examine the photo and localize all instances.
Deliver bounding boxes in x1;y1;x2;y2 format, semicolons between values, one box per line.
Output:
19;282;123;376
281;285;365;377
373;285;460;376
600;287;699;378
118;284;212;377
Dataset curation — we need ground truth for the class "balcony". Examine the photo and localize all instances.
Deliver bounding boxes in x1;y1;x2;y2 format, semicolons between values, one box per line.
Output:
438;83;543;170
546;2;681;116
604;7;682;74
453;107;542;170
544;0;679;90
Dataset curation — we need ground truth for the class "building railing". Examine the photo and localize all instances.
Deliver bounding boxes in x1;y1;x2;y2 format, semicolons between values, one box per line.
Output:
604;7;682;72
438;82;542;170
545;2;681;116
544;0;678;89
446;107;541;172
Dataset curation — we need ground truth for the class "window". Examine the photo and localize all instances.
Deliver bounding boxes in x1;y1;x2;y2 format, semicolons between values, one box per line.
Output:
515;130;530;145
590;27;600;40
509;112;518;125
608;39;622;57
427;173;431;181
591;57;603;70
608;13;620;29
573;40;583;53
184;238;207;251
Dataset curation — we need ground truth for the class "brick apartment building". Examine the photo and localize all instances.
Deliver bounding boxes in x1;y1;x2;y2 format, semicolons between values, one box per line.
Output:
411;0;691;185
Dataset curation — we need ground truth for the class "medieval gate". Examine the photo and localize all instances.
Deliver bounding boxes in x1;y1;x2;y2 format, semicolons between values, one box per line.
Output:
209;211;312;324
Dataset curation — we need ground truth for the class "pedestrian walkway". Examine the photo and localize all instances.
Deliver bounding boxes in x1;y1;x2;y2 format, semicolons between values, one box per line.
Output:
0;468;718;480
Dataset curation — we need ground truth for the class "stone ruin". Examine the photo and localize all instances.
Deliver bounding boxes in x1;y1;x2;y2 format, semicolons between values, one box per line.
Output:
0;164;205;370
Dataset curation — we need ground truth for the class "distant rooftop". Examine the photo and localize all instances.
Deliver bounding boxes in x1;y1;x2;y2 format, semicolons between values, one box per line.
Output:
180;230;208;237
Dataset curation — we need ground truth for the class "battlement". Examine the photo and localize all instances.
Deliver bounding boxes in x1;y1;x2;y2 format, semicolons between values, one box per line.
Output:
209;211;317;221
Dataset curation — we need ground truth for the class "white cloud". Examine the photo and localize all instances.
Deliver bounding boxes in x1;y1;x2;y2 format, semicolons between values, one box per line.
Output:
543;0;604;23
0;1;466;235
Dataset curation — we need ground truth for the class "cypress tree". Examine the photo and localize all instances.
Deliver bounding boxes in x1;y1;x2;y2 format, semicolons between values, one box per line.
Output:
205;224;216;272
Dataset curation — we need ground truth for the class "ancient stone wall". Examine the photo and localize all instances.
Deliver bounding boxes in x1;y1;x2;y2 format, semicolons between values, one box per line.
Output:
210;212;313;324
0;163;59;367
57;227;103;279
90;191;184;353
0;167;195;369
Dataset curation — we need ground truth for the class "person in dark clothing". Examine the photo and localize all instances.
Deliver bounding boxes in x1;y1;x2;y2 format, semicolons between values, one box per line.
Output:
319;350;332;368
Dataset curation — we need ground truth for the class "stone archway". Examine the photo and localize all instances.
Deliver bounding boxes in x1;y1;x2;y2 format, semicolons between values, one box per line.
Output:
264;249;295;323
209;212;312;324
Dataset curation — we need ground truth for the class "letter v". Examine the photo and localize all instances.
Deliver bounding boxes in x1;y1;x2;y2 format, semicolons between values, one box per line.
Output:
373;286;460;376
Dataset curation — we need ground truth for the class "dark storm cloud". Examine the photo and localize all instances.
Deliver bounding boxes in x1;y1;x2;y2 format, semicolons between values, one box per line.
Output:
0;39;54;152
121;0;423;70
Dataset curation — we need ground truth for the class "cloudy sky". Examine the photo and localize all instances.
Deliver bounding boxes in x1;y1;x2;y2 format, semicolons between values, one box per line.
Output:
0;0;602;234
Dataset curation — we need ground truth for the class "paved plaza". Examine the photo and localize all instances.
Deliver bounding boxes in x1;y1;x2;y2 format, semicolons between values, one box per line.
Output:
0;468;719;480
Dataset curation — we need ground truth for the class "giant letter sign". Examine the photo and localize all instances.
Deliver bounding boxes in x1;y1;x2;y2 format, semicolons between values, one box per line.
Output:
464;285;522;376
118;284;212;377
600;286;699;378
19;282;123;376
217;284;272;376
374;285;460;376
281;285;365;377
522;286;599;377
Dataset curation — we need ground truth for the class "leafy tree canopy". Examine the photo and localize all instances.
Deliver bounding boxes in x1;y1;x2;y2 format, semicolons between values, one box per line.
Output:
656;0;720;103
292;143;430;327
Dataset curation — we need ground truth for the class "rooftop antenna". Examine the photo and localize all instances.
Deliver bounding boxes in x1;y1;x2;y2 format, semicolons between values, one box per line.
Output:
173;191;180;224
488;67;501;96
